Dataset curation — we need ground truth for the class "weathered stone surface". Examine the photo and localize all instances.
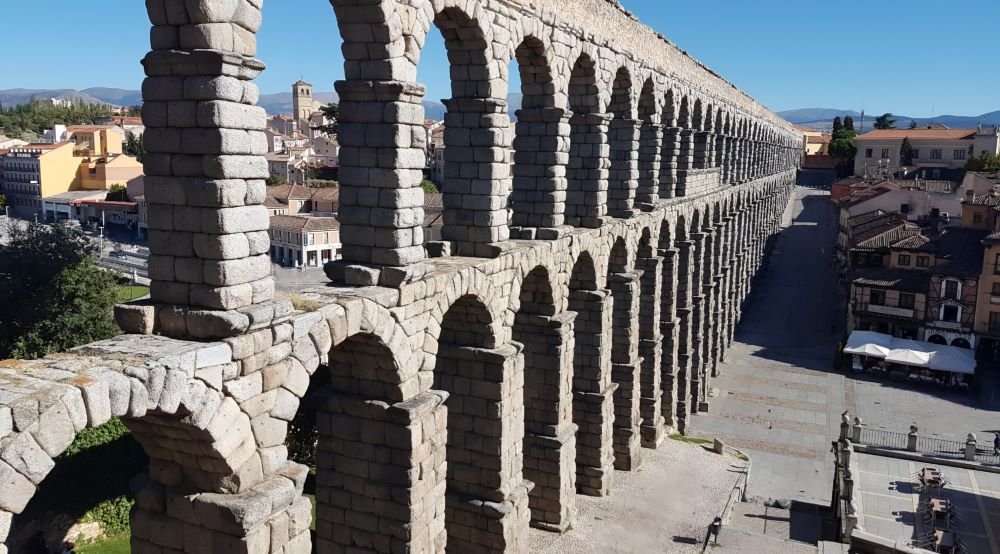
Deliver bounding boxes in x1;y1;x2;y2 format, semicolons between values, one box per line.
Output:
0;2;802;552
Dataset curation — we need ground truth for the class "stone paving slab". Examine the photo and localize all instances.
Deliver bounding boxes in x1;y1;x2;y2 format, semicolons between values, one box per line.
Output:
529;440;748;553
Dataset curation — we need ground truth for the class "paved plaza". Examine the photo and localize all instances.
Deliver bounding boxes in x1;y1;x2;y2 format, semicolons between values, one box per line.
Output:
854;453;1000;554
528;439;750;553
692;185;1000;506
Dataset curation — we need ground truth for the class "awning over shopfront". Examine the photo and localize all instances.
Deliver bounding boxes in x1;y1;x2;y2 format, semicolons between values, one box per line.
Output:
845;331;976;375
844;331;893;357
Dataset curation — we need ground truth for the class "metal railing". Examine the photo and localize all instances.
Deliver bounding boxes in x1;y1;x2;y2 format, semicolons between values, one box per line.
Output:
855;424;1000;466
915;435;966;460
858;427;909;450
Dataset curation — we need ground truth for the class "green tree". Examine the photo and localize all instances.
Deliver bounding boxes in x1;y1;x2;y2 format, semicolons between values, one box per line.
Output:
966;152;1000;172
106;184;129;202
874;113;896;130
909;120;918;129
900;137;914;165
0;222;120;359
0;194;6;212
421;179;440;194
312;102;339;136
832;116;843;134
266;175;288;186
0;100;114;139
843;116;855;131
124;131;144;162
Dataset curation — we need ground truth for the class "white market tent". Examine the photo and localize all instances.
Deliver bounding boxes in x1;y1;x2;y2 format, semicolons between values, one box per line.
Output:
845;330;977;375
844;331;893;357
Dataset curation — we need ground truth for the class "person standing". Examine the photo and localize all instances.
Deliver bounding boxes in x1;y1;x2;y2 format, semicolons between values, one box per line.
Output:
703;516;723;550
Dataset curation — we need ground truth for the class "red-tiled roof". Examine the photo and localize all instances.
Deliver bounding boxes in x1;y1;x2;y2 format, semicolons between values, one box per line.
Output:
270;215;339;232
854;129;977;141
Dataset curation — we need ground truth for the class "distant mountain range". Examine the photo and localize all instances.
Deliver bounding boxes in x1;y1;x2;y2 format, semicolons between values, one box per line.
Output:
0;87;449;120
778;108;1000;131
4;89;995;131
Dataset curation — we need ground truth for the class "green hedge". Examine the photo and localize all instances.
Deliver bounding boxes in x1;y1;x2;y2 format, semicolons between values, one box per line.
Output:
14;418;147;541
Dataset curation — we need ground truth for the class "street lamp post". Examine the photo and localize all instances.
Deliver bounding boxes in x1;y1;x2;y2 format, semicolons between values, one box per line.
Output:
99;225;104;259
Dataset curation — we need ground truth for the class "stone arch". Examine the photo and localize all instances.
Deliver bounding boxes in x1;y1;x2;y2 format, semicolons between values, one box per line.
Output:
605;237;643;469
928;334;948;345
0;339;286;553
636;79;661;208
565;52;608;228
312;330;446;551
635;226;665;446
510;34;568;236
427;4;512;255
514;265;577;529
657;217;679;428
433;293;528;550
567;250;615;496
607;67;639;218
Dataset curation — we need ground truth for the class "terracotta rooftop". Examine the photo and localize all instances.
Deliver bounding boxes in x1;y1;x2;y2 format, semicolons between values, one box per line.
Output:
854;128;977;141
852;267;931;294
965;193;1000;207
265;183;313;200
270;215;339;232
930;228;987;278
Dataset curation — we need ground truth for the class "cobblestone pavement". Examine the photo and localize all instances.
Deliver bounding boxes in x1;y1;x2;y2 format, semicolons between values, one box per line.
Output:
691;185;1000;507
529;440;748;553
273;265;330;292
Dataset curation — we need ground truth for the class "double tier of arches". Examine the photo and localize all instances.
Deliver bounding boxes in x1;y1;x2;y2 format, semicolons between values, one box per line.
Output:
309;176;792;552
330;0;803;264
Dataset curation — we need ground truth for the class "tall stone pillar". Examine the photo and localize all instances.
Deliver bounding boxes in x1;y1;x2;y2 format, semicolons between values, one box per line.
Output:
659;127;681;199
676;129;695;196
441;98;512;258
570;289;616;496
139;0;278;340
636;119;663;210
697;228;716;411
709;224;727;376
315;390;447;553
517;312;578;532
566;113;612;228
511;107;572;240
715;133;727;182
659;248;680;431
608;271;644;470
688;232;706;416
637;255;665;447
693;131;711;169
333;80;427;275
607;118;642;218
437;343;531;553
674;240;694;433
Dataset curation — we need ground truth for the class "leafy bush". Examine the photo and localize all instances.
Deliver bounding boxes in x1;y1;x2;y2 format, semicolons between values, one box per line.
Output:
421;179;439;194
61;418;131;457
13;419;147;542
81;496;134;536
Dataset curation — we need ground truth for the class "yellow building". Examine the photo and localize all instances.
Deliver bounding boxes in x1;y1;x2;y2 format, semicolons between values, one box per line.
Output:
77;154;144;190
1;142;78;215
66;126;125;157
1;127;142;218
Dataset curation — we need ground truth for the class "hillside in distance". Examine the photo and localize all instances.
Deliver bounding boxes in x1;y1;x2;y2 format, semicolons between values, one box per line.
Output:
780;107;1000;131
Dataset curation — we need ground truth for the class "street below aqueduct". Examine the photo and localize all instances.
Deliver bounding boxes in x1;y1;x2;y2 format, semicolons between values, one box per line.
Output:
694;184;1000;506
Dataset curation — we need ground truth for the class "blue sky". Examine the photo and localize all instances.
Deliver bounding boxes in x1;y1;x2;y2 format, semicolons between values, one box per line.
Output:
3;0;998;117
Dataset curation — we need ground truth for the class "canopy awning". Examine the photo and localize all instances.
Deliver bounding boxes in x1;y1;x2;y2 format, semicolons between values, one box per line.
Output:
928;346;976;375
845;331;977;375
844;331;893;357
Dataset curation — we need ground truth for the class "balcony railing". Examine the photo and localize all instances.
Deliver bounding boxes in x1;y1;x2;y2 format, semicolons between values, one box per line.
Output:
853;303;916;319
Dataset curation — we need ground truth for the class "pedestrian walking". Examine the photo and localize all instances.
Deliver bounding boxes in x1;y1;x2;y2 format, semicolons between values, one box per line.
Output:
993;432;1000;456
702;516;723;551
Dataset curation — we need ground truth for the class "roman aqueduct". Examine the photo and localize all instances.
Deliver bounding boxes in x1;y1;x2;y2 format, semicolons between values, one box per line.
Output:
0;0;802;552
